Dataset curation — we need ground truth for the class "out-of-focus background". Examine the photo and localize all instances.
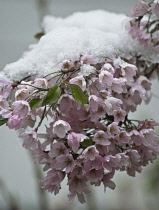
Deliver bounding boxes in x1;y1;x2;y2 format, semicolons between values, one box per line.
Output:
1;0;159;210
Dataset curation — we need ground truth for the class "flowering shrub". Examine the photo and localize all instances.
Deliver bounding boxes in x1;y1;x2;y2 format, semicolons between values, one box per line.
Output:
0;0;159;204
127;0;159;79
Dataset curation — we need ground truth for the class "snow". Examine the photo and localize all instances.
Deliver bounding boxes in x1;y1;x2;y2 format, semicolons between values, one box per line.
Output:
42;10;126;34
78;64;96;77
1;10;159;81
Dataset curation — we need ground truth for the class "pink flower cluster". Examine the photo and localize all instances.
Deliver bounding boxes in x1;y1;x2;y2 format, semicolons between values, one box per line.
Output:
127;0;159;48
0;53;159;203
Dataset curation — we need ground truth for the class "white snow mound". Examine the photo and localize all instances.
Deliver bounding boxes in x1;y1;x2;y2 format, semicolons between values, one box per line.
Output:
1;10;158;81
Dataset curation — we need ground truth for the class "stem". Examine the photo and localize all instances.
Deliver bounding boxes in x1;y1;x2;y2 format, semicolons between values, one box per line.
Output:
47;73;63;82
54;73;65;85
36;105;47;130
62;68;80;83
44;104;55;118
146;13;152;32
44;70;61;78
25;90;39;101
15;83;49;91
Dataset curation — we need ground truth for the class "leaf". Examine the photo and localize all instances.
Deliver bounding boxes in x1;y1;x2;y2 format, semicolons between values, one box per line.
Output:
0;119;8;126
29;98;42;110
70;84;88;107
83;90;89;101
81;139;93;147
34;31;45;40
43;86;61;105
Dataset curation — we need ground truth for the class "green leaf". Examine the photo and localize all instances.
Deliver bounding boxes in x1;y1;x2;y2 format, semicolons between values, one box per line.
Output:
81;139;93;147
43;85;61;105
0;119;8;126
70;84;88;107
29;98;42;110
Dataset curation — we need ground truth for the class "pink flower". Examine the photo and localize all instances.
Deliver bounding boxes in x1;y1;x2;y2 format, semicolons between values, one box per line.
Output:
105;96;122;115
41;169;65;194
0;100;12;118
53;120;71;138
126;150;141;171
114;109;126;123
68;176;88;203
7;115;22;130
90;104;106;122
0;79;12;99
60;60;75;72
69;76;86;90
89;95;105;112
140;129;159;147
13;100;31;119
128;0;149;17
93;130;110;146
115;153;129;168
130;130;143;146
115;58;137;80
129;83;148;103
111;78;126;94
86;168;104;182
99;70;113;86
49;142;68;158
32;141;49;164
55;154;75;173
58;94;74;113
84;155;103;171
138;28;151;47
19;130;38;149
0;109;12;118
15;89;30;100
34;78;48;88
80;54;97;65
101;63;115;74
82;145;99;160
151;0;159;16
103;155;119;172
118;131;130;144
102;172;116;191
127;19;151;47
67;132;86;152
107;122;120;137
144;119;159;129
137;76;151;90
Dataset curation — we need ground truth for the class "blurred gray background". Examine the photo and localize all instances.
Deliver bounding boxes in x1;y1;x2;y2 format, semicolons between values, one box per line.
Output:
1;1;159;210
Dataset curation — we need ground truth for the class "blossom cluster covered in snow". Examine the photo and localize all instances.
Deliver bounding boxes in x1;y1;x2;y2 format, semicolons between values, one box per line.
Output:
0;0;159;204
127;0;159;79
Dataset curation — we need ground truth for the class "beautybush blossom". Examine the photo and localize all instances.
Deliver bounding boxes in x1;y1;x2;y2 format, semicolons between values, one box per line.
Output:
0;51;159;203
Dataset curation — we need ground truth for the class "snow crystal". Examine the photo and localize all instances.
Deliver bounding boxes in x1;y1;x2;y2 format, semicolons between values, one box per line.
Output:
78;64;96;77
1;10;159;81
42;10;126;34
